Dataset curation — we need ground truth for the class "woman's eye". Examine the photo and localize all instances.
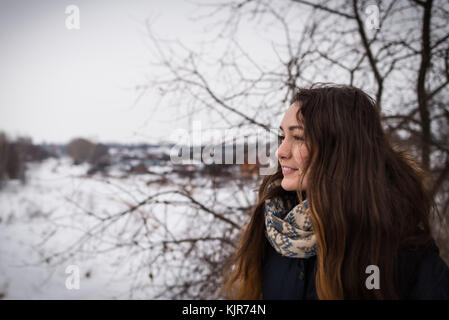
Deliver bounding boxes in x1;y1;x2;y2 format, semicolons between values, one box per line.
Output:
278;135;304;143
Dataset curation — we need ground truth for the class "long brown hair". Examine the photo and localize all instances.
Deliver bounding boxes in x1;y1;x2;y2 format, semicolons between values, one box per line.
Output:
222;83;440;299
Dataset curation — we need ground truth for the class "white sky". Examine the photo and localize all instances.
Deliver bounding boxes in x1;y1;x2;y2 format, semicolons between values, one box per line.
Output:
0;0;259;144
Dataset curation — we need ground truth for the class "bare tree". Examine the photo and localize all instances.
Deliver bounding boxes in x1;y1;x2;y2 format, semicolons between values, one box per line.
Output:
141;0;449;259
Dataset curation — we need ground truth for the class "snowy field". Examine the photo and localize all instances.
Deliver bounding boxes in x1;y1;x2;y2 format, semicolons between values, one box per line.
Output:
0;157;257;299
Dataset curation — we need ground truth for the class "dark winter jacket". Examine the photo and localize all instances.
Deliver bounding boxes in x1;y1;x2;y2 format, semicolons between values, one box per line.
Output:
262;240;449;300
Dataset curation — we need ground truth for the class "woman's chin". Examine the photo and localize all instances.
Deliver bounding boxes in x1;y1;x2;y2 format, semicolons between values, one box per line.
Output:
281;176;306;191
281;178;297;191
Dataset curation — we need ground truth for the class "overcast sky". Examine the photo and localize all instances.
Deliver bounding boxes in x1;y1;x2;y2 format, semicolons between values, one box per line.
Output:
0;0;258;144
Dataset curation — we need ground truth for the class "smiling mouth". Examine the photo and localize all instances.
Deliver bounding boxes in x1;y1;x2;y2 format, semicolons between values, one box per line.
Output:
281;166;298;175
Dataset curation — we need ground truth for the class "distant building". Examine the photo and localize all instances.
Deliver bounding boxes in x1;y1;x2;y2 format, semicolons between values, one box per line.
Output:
129;161;149;174
240;163;259;178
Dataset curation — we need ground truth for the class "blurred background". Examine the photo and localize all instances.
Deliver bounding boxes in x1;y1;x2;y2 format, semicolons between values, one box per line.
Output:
0;0;448;299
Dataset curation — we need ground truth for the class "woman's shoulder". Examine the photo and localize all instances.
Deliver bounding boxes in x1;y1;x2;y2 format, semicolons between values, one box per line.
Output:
398;242;449;299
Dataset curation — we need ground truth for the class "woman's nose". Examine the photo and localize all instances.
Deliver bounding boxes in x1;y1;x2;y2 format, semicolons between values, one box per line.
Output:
276;139;291;160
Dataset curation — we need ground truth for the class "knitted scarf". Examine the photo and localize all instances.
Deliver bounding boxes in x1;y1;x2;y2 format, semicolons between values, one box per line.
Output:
264;180;317;258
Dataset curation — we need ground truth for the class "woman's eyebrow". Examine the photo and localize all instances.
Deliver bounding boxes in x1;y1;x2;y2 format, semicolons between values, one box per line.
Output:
279;125;303;131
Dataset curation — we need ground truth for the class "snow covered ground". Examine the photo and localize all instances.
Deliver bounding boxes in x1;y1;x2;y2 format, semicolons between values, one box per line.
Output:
0;157;257;299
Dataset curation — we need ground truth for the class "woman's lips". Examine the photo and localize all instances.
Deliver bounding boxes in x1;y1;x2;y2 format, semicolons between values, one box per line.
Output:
282;166;298;175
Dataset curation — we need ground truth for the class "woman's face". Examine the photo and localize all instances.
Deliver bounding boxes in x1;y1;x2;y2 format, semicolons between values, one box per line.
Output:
276;102;310;191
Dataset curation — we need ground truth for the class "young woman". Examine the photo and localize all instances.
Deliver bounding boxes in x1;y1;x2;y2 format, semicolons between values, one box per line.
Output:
222;84;449;299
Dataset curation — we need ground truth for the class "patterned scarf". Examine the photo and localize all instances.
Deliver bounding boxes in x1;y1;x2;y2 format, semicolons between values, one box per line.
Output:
264;180;317;258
